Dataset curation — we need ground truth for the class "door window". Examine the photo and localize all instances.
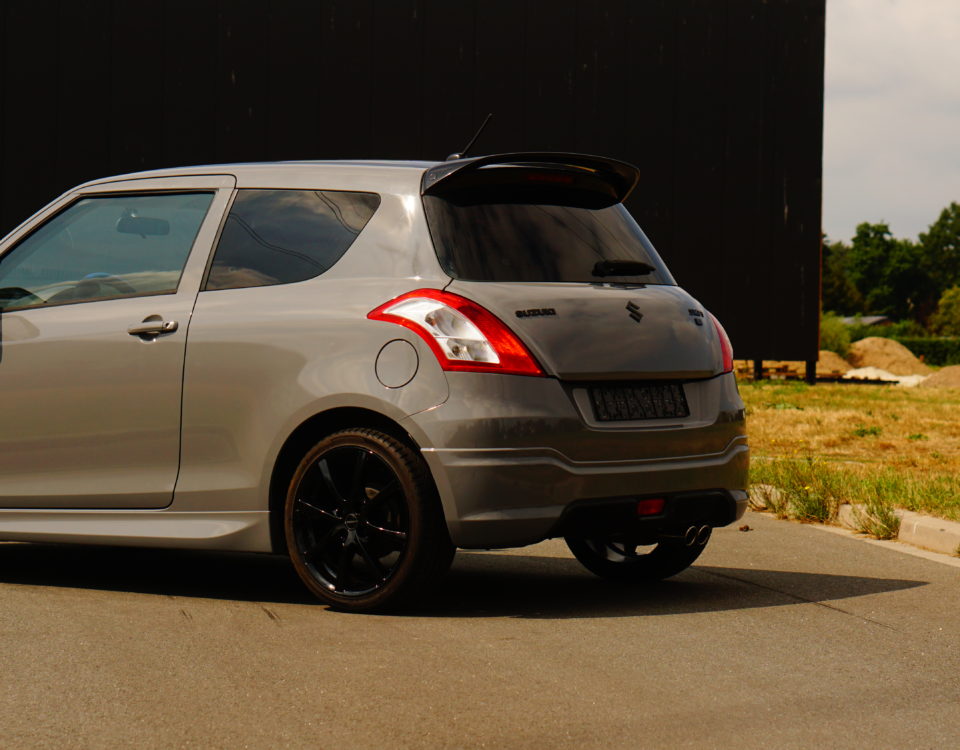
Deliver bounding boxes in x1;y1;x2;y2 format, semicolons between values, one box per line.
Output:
0;192;214;311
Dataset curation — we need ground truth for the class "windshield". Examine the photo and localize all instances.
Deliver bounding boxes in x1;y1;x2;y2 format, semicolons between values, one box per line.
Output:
423;196;675;285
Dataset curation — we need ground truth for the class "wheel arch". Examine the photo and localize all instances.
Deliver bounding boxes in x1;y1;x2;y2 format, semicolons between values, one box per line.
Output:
268;406;431;554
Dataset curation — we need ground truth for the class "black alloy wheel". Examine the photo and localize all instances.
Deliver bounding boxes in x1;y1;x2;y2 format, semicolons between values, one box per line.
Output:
564;530;710;582
285;428;454;611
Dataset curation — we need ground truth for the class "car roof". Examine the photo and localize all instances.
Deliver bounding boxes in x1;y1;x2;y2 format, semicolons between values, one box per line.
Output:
76;160;440;191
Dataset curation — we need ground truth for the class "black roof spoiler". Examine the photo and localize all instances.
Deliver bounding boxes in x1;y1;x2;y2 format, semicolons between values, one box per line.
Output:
421;152;640;203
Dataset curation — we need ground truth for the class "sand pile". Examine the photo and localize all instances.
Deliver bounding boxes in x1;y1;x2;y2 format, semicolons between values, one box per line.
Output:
846;337;931;376
919;365;960;389
817;350;851;375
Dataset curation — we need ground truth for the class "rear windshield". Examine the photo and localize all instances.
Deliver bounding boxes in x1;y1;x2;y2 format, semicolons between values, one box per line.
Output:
423;196;675;285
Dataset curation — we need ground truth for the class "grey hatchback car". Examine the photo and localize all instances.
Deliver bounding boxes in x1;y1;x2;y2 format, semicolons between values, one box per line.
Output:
0;153;748;611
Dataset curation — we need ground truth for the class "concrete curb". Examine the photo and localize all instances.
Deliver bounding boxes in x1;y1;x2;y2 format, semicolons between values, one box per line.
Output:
837;504;960;556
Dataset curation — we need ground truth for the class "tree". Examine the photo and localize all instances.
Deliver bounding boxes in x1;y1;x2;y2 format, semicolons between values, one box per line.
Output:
821;236;863;314
847;222;936;322
919;202;960;294
929;286;960;335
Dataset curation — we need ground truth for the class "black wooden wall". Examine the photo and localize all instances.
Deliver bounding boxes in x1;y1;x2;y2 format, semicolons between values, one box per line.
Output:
0;0;824;361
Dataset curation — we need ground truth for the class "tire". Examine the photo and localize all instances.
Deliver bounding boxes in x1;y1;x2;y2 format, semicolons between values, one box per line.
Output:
564;530;710;582
284;428;454;612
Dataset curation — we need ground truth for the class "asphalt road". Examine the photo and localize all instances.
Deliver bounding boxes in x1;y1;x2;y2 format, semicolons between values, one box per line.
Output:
1;512;958;749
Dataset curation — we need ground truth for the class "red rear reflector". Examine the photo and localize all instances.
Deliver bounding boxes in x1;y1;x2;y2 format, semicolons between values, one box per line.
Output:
636;498;665;516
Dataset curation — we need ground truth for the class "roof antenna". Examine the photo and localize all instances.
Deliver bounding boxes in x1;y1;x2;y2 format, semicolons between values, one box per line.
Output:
446;113;494;161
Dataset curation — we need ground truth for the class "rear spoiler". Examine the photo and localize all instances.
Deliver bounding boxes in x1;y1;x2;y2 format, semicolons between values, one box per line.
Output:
421;152;640;203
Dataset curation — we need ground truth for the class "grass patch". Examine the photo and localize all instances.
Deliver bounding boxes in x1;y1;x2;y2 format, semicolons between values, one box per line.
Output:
743;382;960;530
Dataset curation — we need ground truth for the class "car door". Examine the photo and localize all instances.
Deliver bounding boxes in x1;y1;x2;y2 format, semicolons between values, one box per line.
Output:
0;174;235;508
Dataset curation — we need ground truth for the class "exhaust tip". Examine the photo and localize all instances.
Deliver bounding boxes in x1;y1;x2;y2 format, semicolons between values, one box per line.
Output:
683;526;698;547
696;525;712;546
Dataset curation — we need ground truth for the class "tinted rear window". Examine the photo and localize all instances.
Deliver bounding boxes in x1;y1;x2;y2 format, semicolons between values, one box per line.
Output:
205;189;379;291
423;196;674;285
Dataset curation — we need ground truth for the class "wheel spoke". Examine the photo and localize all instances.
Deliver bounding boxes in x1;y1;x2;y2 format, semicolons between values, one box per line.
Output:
356;538;387;579
333;542;355;590
304;523;345;563
296;497;339;522
364;478;399;506
317;459;344;504
363;520;408;541
349;450;369;499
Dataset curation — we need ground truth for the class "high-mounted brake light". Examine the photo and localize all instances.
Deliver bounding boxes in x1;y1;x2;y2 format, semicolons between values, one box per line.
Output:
710;313;734;374
368;289;544;377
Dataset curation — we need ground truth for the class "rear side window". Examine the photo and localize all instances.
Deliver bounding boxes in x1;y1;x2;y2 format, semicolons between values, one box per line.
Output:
205;189;380;291
423;196;675;285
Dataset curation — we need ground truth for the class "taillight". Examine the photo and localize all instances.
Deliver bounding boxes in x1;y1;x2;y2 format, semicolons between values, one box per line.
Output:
710;313;734;373
367;289;544;376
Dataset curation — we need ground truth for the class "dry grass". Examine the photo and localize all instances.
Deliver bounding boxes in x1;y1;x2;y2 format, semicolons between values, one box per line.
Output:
742;381;960;523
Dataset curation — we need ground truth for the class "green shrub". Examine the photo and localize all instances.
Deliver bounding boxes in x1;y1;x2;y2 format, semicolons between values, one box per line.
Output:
929;286;960;336
892;337;960;366
819;312;851;356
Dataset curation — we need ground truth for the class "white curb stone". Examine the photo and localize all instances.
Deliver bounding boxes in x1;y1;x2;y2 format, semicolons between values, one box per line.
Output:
897;511;960;556
836;503;960;556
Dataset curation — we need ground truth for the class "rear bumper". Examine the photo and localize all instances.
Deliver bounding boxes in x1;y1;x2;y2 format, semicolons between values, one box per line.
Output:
420;436;748;547
406;371;749;548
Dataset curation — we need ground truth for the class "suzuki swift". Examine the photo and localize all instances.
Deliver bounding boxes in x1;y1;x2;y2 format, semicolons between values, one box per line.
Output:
0;153;748;611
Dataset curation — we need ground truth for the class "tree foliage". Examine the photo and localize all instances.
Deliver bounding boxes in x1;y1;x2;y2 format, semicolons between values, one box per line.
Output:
821;238;862;315
919;202;960;294
846;222;935;322
822;203;960;330
929;286;960;336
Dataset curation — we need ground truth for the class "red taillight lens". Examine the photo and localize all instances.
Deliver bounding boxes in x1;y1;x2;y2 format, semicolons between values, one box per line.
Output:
368;289;544;376
710;313;734;373
636;498;665;516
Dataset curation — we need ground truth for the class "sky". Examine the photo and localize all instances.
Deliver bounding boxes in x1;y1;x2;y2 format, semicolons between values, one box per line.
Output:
823;0;960;243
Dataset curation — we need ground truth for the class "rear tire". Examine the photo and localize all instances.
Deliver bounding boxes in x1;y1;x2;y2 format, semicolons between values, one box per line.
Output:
564;530;709;582
285;428;454;612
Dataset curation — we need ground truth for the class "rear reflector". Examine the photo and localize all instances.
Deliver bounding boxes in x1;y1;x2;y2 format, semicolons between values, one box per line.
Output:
368;289;544;376
636;498;666;516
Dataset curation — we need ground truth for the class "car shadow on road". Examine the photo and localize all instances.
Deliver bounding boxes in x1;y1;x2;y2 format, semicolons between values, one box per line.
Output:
0;542;928;618
0;542;317;604
419;551;928;619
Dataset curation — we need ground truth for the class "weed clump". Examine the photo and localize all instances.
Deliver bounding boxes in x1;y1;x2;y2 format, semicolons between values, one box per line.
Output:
750;458;842;523
855;492;901;540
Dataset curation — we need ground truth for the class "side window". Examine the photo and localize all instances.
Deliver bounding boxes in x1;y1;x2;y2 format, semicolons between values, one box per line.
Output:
0;192;214;311
204;189;380;291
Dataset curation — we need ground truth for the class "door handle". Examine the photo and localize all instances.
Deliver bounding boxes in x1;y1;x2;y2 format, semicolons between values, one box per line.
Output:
127;320;179;337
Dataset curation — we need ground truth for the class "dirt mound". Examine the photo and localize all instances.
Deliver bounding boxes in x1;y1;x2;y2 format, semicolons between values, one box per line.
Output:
919;365;960;389
846;337;931;376
817;350;851;374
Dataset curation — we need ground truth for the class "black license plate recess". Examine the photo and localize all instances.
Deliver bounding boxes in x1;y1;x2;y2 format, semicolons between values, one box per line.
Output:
589;383;689;421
